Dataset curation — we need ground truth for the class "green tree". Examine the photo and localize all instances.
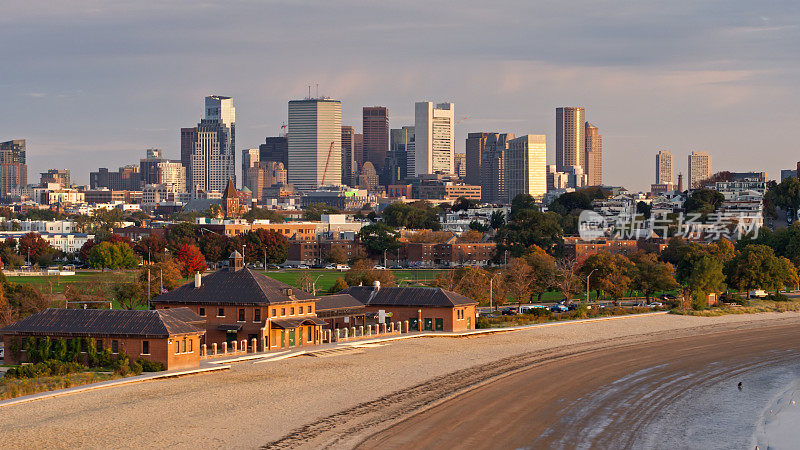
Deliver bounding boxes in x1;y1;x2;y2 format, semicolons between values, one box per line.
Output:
357;223;400;259
243;207;285;223
111;282;146;310
579;251;633;300
494;209;563;258
328;277;349;294
451;197;477;212
198;232;230;263
726;244;799;293
87;241;139;271
629;252;679;300
686;255;726;309
683;189;725;218
381;201;441;230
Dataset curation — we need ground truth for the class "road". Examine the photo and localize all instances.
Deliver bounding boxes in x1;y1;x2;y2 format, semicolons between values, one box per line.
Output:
356;322;800;449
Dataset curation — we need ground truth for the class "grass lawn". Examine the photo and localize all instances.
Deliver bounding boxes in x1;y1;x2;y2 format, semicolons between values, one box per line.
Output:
671;299;800;316
259;269;445;294
5;271;138;294
0;371;120;400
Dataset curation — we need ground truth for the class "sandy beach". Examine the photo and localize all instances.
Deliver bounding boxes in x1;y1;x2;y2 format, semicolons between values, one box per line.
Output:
2;312;800;449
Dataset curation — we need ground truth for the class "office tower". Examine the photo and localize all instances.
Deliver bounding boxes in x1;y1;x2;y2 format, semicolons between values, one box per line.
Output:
454;153;466;178
556;107;585;171
182;96;236;194
584;122;602;185
89;166;141;190
688;151;712;189
242;148;259;187
505;135;547;202
0;140;27;197
389;126;415;182
480;133;514;204
156;161;187;192
362;106;389;172
40;169;70;188
341;126;356;187
259;136;288;167
353;133;364;170
358;162;380;192
414;101;454;176
246;161;286;202
465;132;490;186
287;98;342;190
656;150;673;185
140;148;167;185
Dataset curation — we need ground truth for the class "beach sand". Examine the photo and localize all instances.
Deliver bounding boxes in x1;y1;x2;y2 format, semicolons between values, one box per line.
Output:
2;312;800;449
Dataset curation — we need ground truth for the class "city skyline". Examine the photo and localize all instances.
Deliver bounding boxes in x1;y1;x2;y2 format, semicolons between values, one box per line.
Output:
2;1;796;191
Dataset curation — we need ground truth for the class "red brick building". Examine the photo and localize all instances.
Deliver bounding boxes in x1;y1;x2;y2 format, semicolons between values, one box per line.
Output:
0;308;205;370
340;284;478;332
151;252;326;352
563;236;638;263
402;241;496;267
287;239;364;265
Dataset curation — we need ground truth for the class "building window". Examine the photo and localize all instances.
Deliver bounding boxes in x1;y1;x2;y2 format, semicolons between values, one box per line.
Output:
199;307;206;317
238;308;245;321
188;339;193;353
181;339;187;353
281;307;286;316
218;307;225;317
271;308;276;317
290;307;295;316
299;306;304;315
254;309;261;322
112;340;119;354
142;341;150;355
96;340;103;352
307;327;312;342
174;341;179;354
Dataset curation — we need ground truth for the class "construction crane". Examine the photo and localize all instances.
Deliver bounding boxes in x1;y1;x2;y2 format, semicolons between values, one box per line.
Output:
320;141;335;186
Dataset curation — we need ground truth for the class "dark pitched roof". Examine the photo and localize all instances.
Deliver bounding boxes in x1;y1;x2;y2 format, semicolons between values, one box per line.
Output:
315;293;365;312
151;267;316;306
222;179;237;199
0;308;204;339
339;286;477;307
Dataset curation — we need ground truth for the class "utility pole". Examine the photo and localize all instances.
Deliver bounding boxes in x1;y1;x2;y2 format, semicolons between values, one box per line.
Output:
586;268;598;303
147;268;151;309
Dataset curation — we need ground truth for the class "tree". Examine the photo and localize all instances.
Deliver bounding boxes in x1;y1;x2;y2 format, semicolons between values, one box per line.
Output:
357;223;400;258
683;189;725;218
111;282;146;310
231;229;287;265
198;232;230;263
525;245;556;301
451;197;477;212
166;222;199;251
328;277;349;294
174;244;207;278
243;207;285;224
494;209;563;258
87;242;139;271
726;244;798;293
457;230;484;243
381;202;441;230
133;235;167;262
554;258;580;302
18;232;53;264
468;220;490;232
629;252;679;300
505;258;533;305
579;251;633;301
686;255;726;309
139;260;183;299
303;203;341;221
326;246;348;264
344;259;396;287
297;272;314;294
490;211;506;230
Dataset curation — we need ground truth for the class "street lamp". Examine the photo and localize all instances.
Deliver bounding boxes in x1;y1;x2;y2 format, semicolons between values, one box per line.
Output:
586;268;598;303
312;274;324;296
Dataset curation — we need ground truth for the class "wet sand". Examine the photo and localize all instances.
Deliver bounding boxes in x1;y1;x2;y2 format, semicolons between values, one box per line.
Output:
2;312;800;449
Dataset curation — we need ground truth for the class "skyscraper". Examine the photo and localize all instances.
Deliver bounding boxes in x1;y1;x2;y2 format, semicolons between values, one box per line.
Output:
40;169;70;188
242;148;259;188
454;153;466;178
0;140;27;197
688;151;712;189
655;150;673;185
387;126;413;185
362;106;389;172
414;102;454;176
465;132;490;186
341;126;356;187
506;135;547;202
287;98;342;191
259;136;288;167
480;133;514;204
183;96;236;194
556;107;585;171
584;122;602;186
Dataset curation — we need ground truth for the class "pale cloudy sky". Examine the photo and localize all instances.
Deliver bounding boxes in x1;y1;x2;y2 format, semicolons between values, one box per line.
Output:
1;0;798;190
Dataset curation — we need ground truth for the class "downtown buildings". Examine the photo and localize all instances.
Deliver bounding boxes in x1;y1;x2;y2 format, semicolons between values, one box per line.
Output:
688;151;712;189
182;96;237;194
414;102;455;176
0;140;27;198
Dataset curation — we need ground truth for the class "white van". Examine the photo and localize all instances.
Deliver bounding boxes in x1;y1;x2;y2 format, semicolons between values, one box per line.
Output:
749;289;768;299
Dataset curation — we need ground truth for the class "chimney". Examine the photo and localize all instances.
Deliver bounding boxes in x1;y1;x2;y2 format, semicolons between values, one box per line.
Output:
677;173;684;192
194;272;202;288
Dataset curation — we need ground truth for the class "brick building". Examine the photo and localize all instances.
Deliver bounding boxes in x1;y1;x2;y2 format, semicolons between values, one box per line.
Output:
287;239;364;266
151;252;326;352
563;236;639;263
0;308;205;370
340;284;477;332
403;241;496;267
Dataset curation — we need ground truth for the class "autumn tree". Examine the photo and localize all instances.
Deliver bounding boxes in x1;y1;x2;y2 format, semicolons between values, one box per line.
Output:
133;234;168;263
579;251;634;300
629;252;679;300
505;258;534;305
326;246;348;264
525;245;557;301
18;232;53;264
297;272;314;294
111;282;146;310
87;241;139;271
174;244;207;278
198;232;230;263
554;257;581;302
328;277;349;294
138;260;183;299
345;259;396;287
726;244;798;294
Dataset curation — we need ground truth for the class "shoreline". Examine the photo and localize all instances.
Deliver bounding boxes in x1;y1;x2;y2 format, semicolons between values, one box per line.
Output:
1;311;800;448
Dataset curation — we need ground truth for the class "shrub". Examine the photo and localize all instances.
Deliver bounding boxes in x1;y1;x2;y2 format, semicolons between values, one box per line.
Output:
136;358;166;372
528;308;551;318
769;293;790;302
5;360;86;379
726;294;750;306
129;361;143;376
51;338;68;362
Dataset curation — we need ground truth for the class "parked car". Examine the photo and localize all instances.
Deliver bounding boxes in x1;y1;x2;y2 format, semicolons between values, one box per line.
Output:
550;305;568;312
478;312;499;318
660;294;677;300
297;264;310;270
390;265;403;269
336;264;350;271
324;264;336;270
266;264;281;270
749;289;768;299
0;346;4;360
374;265;387;270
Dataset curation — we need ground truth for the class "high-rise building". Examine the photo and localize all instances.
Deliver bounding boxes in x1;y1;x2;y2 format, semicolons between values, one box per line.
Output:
0;140;27;197
655;150;673;185
454;153;466;178
688;151;712;189
341;126;356;187
584;122;602;185
242;148;259;187
465;132;490;186
506;135;547;202
358;161;380;192
182;96;236;194
556;107;585;171
414;102;454;176
140;148;167;185
480;133;514;204
156;161;187;193
362;106;389;172
259;136;288;167
89;166;141;191
386;127;412;185
40;169;70;188
287;98;342;191
353;133;364;172
245;161;287;202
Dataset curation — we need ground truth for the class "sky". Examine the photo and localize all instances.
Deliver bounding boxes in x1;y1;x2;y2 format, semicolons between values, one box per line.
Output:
1;0;799;191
